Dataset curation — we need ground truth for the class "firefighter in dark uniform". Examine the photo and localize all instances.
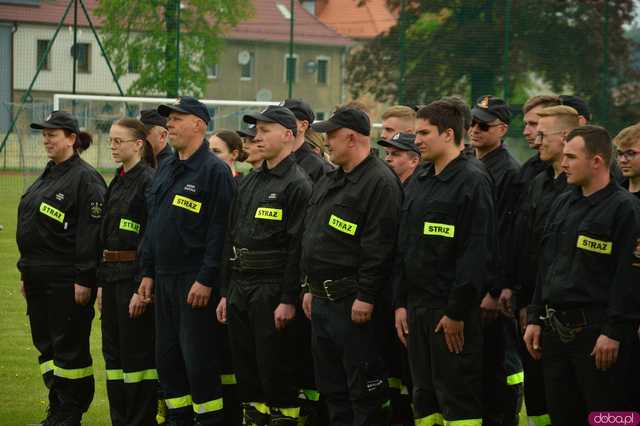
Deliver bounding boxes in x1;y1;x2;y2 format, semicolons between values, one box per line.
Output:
140;109;173;166
215;106;312;426
524;125;640;425
394;101;494;426
17;111;106;425
301;107;402;426
282;98;331;425
469;95;524;426
283;98;333;182
513;105;579;426
139;96;234;425
377;131;420;426
612;123;640;410
98;117;157;425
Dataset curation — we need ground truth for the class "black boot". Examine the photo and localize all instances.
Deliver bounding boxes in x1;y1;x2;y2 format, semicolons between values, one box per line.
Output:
242;404;269;426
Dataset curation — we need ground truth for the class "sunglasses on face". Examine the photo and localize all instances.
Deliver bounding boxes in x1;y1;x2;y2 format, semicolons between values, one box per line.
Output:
616;148;640;161
470;120;502;132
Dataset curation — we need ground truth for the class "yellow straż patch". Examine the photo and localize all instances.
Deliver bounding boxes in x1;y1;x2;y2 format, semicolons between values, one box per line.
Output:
39;202;65;223
329;214;357;236
172;195;202;213
119;218;141;233
423;222;455;238
255;207;283;221
577;235;612;255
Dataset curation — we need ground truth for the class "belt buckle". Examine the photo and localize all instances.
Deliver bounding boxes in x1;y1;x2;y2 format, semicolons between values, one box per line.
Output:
323;279;335;301
230;246;248;262
102;249;108;262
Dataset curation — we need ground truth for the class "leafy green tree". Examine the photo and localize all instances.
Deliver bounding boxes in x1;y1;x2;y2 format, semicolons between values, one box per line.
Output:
95;0;252;97
347;0;638;127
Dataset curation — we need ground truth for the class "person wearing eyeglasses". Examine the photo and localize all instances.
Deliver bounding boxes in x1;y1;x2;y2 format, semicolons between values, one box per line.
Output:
469;95;524;426
524;125;640;424
97;118;158;425
17;111;107;425
612;122;640;411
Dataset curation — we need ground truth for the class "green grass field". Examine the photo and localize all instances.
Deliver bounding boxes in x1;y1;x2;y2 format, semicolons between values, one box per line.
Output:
0;173;529;425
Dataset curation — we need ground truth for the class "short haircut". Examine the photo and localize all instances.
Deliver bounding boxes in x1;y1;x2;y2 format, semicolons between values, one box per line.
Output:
523;95;561;114
416;100;464;145
565;125;612;167
382;105;417;121
441;96;472;131
537;105;580;130
613;123;640;148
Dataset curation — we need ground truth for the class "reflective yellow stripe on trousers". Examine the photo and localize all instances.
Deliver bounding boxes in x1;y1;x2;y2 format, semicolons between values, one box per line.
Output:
106;369;124;381
53;364;93;379
39;360;54;375
124;369;158;383
415;412;444;426
529;414;552;426
165;395;192;410
444;419;482;425
193;397;224;414
506;371;525;385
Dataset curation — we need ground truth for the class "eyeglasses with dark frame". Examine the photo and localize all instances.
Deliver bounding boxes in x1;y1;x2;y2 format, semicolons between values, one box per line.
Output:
616;148;640;161
470;120;503;132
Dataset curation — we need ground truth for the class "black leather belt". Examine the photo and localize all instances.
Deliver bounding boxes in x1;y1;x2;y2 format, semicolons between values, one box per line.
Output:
307;276;357;301
229;246;286;272
544;305;606;328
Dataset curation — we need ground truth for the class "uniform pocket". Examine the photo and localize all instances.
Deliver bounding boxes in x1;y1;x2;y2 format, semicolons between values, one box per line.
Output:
328;199;364;238
252;198;286;240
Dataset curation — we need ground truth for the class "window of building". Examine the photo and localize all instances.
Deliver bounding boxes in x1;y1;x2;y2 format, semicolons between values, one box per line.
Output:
240;52;254;80
316;112;326;121
284;54;298;83
317;57;329;85
207;63;219;79
37;39;51;71
73;43;91;73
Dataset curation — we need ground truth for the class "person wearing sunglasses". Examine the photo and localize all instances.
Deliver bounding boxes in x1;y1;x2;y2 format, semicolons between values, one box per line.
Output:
470;95;524;426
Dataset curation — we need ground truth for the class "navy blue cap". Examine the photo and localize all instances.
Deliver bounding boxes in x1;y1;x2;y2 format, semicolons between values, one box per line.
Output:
560;95;591;121
243;106;298;137
30;110;80;134
378;132;419;155
312;107;371;136
283;98;315;123
158;96;211;124
237;125;257;139
140;109;167;129
471;95;512;124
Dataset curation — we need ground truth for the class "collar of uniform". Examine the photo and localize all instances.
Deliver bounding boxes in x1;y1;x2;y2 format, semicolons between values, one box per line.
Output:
259;154;295;177
342;153;376;183
177;139;208;171
569;180;618;206
44;153;80;178
417;153;465;182
294;140;314;159
480;142;507;164
115;161;145;182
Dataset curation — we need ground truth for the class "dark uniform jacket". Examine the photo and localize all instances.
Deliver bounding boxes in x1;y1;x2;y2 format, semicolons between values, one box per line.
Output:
17;153;107;287
516;167;569;308
301;154;402;304
141;140;234;287
156;143;173;167
98;162;154;284
504;153;547;292
293;141;333;183
394;154;496;320
529;182;640;339
221;155;312;304
479;143;521;295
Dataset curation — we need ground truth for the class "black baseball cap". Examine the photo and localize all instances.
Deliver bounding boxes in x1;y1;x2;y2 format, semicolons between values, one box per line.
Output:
311;107;371;136
237;125;257;139
158;96;211;124
283;98;315;123
560;95;591;121
471;95;512;124
140;109;167;129
30;110;80;134
243;106;298;137
378;132;420;155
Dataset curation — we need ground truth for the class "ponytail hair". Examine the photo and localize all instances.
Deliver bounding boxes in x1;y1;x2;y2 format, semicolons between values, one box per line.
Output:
114;117;157;168
63;129;93;153
214;129;248;162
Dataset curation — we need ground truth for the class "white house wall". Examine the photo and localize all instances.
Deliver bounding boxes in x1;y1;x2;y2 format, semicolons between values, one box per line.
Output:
13;23;138;95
